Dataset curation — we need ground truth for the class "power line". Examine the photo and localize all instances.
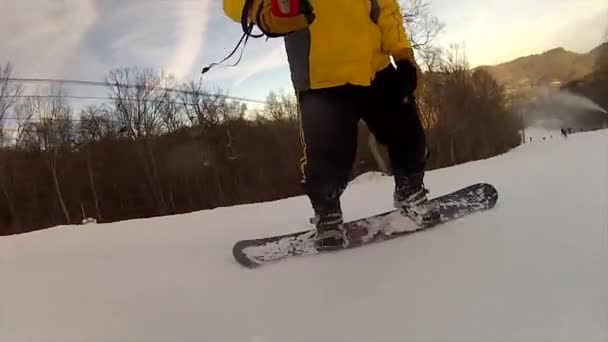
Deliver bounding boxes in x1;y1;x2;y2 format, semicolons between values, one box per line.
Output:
1;111;264;123
8;77;108;87
1;77;277;125
5;77;268;104
0;93;266;123
4;94;227;106
8;95;115;101
1;102;266;123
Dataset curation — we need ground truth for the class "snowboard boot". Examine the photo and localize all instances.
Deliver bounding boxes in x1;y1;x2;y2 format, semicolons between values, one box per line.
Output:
310;211;345;249
394;171;440;226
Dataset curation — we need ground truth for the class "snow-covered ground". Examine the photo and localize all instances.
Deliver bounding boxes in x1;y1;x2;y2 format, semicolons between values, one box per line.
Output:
2;129;608;342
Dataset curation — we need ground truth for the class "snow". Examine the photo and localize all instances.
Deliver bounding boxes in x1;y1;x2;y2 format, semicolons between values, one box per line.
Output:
2;130;608;342
349;170;390;185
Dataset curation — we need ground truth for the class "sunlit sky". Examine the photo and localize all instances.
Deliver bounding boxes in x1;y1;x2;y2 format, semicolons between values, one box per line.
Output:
1;0;606;100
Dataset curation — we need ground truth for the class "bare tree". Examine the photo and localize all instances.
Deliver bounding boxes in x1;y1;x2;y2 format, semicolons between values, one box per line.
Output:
16;87;74;224
264;91;299;122
218;98;247;123
105;67;174;214
160;98;184;133
15;97;46;150
77;104;121;222
18;89;74;149
418;45;445;72
420;44;522;167
402;0;445;50
179;79;224;131
106;67;173;138
78;104;120;142
0;63;22;228
0;63;23;145
13;99;36;147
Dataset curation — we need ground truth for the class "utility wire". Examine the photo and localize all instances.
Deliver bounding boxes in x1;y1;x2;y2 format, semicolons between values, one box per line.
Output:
2;94;250;107
4;77;268;104
0;94;261;122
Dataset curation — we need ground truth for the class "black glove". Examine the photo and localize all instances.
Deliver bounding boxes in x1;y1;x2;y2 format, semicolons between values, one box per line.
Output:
372;60;418;103
394;58;418;99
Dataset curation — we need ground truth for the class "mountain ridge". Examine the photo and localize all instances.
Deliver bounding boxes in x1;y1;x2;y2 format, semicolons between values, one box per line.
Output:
475;44;602;93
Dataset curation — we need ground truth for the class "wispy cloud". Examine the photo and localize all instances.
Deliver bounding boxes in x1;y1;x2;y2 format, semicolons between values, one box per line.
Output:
434;0;607;66
233;45;288;86
203;44;288;87
165;0;211;80
1;0;605;100
0;0;98;77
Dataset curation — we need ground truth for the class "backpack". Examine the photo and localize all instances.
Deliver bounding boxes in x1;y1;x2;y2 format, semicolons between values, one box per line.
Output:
223;0;247;23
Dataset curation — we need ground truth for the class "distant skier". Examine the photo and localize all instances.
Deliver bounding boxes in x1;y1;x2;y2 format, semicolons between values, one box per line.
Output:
561;128;568;139
227;0;439;247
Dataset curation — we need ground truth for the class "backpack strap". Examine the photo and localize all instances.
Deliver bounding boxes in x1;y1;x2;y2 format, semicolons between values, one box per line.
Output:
370;0;380;24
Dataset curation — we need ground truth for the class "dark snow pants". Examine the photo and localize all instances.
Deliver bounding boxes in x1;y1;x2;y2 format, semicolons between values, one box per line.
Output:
297;65;428;215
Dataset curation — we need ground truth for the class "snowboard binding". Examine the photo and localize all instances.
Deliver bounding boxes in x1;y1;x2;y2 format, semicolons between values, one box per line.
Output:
398;196;441;227
310;212;347;250
314;228;347;250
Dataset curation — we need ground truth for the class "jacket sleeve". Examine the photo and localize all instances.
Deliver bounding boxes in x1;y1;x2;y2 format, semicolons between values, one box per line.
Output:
249;0;314;36
376;0;414;60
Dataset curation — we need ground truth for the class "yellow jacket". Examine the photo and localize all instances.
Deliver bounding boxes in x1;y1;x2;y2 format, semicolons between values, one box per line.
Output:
225;0;414;92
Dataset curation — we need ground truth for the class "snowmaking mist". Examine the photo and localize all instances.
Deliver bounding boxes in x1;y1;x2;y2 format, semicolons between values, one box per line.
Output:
519;88;608;130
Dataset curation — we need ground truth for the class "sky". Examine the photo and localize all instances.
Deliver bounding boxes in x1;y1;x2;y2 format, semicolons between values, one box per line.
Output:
0;0;606;101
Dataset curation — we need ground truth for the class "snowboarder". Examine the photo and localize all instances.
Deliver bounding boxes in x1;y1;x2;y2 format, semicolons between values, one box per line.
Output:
223;0;439;248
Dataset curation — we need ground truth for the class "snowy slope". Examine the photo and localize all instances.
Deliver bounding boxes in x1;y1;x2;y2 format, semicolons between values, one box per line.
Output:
2;130;608;342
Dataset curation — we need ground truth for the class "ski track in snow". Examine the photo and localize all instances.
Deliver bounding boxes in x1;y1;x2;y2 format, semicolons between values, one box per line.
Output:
1;130;608;341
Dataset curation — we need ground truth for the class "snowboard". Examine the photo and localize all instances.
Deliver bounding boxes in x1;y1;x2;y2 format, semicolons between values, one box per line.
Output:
233;183;498;268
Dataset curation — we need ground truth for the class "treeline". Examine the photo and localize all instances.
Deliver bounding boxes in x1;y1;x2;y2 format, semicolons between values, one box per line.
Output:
562;41;608;112
0;51;523;235
420;48;522;168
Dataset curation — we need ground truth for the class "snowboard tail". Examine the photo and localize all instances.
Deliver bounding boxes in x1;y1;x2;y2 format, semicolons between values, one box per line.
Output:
233;183;498;268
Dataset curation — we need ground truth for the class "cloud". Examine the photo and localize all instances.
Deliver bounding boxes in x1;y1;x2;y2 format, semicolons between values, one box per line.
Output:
434;0;608;66
81;0;215;80
232;45;288;86
202;38;289;88
0;0;290;97
2;0;604;101
552;8;608;53
0;0;98;77
165;0;212;80
91;1;182;70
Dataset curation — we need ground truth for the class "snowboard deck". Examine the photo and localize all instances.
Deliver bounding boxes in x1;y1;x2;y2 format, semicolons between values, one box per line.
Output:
233;183;498;268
